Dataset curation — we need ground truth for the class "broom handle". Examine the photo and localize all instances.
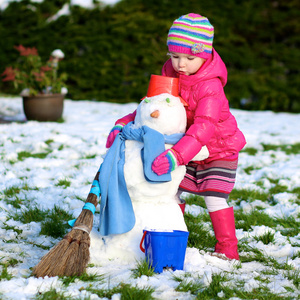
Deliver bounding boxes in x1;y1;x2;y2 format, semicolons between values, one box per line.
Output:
71;171;100;233
84;171;100;208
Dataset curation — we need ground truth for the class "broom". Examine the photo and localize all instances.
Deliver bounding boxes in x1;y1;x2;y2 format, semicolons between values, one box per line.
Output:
32;171;100;277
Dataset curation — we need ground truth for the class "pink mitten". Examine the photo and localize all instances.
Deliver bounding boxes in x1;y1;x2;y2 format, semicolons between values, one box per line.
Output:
106;124;123;148
106;111;137;148
152;149;180;175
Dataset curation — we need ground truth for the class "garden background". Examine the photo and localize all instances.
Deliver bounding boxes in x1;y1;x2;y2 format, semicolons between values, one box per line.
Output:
0;0;299;112
0;1;300;299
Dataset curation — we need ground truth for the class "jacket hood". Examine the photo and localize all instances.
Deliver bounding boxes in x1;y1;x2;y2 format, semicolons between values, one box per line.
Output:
163;48;227;87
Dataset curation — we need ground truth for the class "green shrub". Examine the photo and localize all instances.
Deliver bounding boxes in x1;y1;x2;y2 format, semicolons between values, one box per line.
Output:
1;0;299;112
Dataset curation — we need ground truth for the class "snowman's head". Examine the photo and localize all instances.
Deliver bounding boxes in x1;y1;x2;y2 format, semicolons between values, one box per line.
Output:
134;93;187;135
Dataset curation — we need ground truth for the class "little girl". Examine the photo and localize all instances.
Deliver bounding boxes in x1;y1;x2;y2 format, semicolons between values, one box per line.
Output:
106;13;246;261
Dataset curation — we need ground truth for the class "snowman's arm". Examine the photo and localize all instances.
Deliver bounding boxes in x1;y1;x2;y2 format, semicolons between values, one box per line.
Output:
165;144;209;161
191;145;209;161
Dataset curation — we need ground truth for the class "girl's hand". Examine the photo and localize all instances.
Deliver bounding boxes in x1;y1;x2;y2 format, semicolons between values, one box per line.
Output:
106;111;137;148
152;149;180;175
106;124;124;148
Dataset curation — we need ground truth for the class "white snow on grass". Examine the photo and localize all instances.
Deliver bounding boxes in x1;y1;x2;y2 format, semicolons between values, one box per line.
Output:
0;96;299;299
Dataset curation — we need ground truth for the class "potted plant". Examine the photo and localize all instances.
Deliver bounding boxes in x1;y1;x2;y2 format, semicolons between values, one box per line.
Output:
1;45;68;121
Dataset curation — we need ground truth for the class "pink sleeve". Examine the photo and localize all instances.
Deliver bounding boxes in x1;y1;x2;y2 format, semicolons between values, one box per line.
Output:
115;110;137;126
173;97;222;165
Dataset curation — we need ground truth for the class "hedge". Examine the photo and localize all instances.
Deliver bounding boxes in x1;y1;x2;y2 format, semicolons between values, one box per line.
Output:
0;0;299;112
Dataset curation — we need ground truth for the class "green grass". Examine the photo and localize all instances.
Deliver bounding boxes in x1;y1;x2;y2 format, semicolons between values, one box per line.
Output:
56;117;65;123
242;143;300;156
0;136;300;299
184;195;216;251
275;215;300;237
195;273;233;299
175;273;245;300
61;272;105;286
185;194;206;208
6;258;21;267
131;259;155;278
230;287;294;300
291;187;300;205
174;272;295;300
238;243;290;268
2;184;34;208
17;150;52;161
83;154;97;159
17;206;49;223
5;197;24;209
176;279;204;295
0;257;24;281
182;191;299;299
268;178;289;194
55;179;71;188
285;269;300;289
13;205;74;239
3;185;29;197
44;139;54;145
174;273;206;295
261;142;300;155
243;165;256;175
241;147;258;156
85;283;155;300
40;206;74;239
235;209;276;231
0;264;13;281
184;212;216;251
2;224;23;235
229;188;270;203
34;289;73;300
253;230;275;244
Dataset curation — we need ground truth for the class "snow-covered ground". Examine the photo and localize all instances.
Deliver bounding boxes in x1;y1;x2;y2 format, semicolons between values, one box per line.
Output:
0;97;299;299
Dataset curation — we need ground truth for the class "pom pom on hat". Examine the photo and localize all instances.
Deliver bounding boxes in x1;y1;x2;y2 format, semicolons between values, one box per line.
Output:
167;13;214;59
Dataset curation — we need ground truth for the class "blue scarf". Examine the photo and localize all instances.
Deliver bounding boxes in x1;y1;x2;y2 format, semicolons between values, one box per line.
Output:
98;122;184;236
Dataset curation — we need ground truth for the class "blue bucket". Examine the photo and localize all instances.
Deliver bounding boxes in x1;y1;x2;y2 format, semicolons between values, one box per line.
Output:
140;230;189;273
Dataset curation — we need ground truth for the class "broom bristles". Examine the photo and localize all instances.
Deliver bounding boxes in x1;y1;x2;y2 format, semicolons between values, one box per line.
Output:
76;235;90;274
33;174;99;278
59;231;81;276
32;237;70;277
62;231;91;276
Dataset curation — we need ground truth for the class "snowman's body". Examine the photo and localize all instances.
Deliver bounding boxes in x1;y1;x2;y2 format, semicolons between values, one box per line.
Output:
90;94;208;263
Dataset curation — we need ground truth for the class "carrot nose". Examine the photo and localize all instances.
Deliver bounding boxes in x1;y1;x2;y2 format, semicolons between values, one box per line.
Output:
150;110;160;118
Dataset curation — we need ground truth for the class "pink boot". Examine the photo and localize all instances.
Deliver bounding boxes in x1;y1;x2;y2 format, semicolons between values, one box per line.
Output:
209;207;239;260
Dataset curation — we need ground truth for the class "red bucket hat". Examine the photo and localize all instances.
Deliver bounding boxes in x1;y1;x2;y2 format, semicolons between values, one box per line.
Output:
142;75;188;106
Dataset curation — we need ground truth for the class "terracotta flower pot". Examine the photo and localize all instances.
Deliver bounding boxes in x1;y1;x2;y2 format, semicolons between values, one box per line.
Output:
23;93;64;121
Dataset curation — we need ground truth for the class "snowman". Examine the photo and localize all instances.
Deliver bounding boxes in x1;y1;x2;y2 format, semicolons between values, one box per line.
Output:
89;81;208;265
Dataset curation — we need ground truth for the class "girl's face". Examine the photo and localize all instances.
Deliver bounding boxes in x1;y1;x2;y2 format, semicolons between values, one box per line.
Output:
169;52;206;76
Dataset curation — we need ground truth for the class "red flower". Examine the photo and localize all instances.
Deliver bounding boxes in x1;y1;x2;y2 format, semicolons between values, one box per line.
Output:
33;72;45;82
2;45;67;96
14;45;38;56
1;67;16;81
40;65;52;72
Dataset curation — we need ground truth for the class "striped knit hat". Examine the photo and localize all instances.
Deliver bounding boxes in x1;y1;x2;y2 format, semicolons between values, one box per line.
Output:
167;13;214;59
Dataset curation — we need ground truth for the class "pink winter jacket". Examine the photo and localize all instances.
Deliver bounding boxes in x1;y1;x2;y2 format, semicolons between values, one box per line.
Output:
114;48;246;164
161;48;246;164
